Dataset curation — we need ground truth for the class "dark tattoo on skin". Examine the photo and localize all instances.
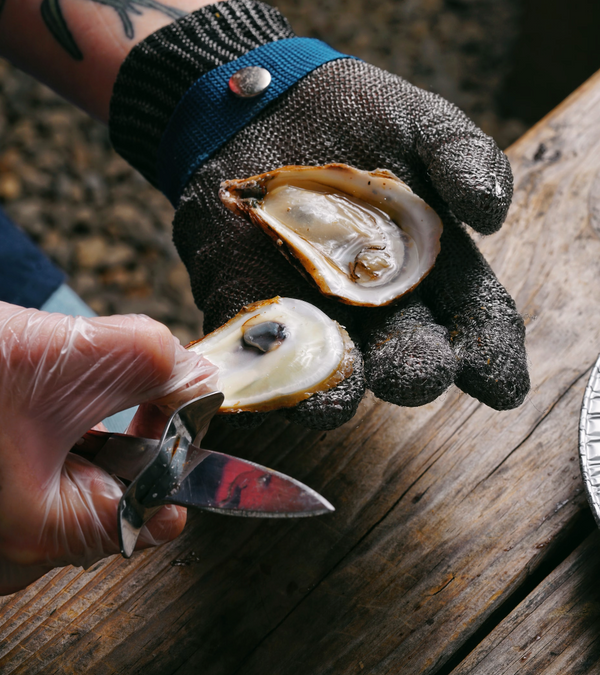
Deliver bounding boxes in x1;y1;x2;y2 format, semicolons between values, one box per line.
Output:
41;0;187;60
0;0;5;16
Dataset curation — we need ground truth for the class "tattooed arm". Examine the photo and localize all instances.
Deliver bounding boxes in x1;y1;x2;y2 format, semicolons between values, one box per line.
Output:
0;0;219;122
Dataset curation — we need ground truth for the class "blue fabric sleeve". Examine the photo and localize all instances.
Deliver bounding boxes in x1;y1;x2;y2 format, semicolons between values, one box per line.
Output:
157;38;356;206
0;207;65;309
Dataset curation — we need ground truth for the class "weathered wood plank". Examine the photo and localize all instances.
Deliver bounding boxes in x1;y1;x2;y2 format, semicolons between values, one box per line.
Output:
1;70;600;674
450;530;600;675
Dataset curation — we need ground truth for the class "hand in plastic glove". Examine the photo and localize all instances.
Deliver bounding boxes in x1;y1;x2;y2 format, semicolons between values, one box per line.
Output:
0;302;217;596
109;0;529;430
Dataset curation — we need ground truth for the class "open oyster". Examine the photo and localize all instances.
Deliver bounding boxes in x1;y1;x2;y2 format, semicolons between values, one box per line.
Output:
187;297;355;413
219;164;443;307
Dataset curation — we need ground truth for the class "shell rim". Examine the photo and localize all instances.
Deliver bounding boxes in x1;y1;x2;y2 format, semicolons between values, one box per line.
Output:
187;296;356;413
219;164;443;307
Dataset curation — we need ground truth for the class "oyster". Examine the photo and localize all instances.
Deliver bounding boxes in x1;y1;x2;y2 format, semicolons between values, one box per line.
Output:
219;164;443;307
187;297;355;413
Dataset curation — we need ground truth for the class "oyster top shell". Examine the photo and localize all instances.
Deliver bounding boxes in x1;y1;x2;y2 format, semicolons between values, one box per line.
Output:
187;297;355;413
219;164;443;307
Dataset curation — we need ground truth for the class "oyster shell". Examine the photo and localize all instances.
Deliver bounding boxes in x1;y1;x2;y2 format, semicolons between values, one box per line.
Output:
219;164;443;307
187;297;355;413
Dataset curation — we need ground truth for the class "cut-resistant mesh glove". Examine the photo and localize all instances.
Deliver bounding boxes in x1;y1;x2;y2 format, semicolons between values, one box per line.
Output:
109;0;529;430
0;301;217;595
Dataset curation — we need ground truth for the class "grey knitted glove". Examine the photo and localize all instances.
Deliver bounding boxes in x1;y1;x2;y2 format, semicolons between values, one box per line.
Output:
110;0;529;430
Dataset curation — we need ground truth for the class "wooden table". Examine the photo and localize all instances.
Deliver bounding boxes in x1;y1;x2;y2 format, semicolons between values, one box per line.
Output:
2;70;600;675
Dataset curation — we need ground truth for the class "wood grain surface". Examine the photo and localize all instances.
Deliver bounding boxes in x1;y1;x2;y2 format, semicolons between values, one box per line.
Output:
451;531;600;674
2;69;600;675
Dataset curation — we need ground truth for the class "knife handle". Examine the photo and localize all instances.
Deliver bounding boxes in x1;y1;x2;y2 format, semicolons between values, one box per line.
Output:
72;430;161;482
71;429;111;462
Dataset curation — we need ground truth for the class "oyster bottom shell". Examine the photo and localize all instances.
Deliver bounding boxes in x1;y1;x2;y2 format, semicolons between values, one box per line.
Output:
187;297;355;413
219;164;443;307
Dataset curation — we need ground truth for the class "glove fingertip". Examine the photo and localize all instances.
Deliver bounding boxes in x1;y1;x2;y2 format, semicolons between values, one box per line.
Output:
361;298;458;407
425;136;513;235
457;368;530;411
364;335;458;407
455;334;530;411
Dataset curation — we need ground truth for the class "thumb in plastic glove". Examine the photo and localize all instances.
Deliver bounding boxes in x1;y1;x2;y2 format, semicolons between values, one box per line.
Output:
0;301;217;595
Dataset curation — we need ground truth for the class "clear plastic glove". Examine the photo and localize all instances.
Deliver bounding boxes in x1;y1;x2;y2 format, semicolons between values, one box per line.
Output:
0;301;217;596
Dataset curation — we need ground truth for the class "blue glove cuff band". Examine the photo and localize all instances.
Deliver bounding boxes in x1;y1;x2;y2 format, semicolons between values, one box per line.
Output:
157;38;356;206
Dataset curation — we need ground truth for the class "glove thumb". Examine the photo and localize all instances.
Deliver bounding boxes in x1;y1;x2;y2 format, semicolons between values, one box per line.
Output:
0;306;216;592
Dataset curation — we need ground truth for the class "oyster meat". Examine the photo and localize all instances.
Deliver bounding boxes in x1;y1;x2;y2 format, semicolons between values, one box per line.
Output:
219;164;443;306
187;297;355;413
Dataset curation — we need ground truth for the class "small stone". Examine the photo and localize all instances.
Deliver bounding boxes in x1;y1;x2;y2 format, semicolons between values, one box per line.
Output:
0;172;22;201
83;171;107;204
36;150;63;172
72;207;94;230
7;199;44;233
101;265;150;295
87;298;109;316
71;272;96;296
104;155;132;180
118;297;174;322
75;236;109;269
18;164;51;192
168;263;190;291
72;144;90;172
75;237;136;270
124;285;153;300
106;242;136;267
12;119;36;146
55;174;84;203
100;266;132;289
106;202;156;243
44;109;74;129
0;148;22;171
42;229;71;269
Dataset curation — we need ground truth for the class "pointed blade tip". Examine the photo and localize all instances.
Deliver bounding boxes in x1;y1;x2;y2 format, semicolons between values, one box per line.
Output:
168;448;336;518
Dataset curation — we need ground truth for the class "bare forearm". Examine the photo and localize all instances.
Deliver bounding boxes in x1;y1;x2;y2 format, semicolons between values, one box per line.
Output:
0;0;219;122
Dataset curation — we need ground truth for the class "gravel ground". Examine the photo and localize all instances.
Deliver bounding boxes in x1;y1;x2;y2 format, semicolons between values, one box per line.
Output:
0;0;529;341
0;61;202;344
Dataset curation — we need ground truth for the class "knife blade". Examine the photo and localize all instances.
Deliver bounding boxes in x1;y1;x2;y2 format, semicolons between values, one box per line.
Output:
159;446;334;517
72;392;334;558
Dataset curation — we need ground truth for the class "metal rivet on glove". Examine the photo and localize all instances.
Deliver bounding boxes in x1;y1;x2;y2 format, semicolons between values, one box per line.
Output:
228;66;272;98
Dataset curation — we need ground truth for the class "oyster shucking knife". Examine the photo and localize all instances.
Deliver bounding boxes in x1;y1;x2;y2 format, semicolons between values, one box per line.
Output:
73;392;334;557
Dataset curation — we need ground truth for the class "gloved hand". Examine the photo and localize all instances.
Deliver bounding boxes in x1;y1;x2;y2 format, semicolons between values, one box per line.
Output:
0;302;217;596
109;0;529;430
